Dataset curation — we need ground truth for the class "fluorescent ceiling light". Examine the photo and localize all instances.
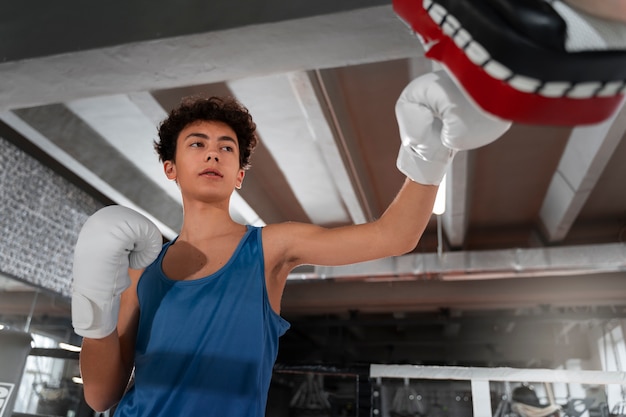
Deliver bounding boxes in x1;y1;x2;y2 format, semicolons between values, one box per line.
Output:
59;342;82;352
432;174;447;215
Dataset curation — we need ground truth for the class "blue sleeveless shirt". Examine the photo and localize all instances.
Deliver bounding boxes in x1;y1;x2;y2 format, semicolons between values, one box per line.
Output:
114;226;290;417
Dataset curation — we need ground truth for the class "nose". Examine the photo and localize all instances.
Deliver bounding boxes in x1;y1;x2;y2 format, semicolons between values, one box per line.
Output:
205;142;221;162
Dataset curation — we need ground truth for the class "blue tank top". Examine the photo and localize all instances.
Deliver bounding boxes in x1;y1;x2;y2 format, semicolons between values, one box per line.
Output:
114;225;290;417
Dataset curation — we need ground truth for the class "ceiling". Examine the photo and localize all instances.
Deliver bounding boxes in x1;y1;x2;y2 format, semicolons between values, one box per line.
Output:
1;0;626;370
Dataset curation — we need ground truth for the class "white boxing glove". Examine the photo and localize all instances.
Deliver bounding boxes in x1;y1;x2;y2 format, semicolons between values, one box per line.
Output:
71;205;162;339
396;70;512;185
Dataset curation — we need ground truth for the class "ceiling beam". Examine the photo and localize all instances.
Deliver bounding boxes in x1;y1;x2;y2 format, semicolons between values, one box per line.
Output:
289;71;368;224
539;98;626;242
313;69;382;221
65;94;180;202
0;6;421;112
282;270;626;314
287;72;369;224
228;74;351;225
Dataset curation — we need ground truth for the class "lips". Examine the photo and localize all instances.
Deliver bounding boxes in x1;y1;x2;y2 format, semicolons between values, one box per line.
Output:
199;168;223;178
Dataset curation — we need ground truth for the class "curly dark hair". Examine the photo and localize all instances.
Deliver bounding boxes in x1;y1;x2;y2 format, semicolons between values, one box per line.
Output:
155;96;258;169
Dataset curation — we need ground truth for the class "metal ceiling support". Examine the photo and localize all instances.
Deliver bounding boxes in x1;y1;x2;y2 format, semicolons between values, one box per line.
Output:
291;242;626;281
540;98;626;242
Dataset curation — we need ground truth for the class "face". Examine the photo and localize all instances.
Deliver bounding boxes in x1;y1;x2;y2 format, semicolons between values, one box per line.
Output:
163;120;245;202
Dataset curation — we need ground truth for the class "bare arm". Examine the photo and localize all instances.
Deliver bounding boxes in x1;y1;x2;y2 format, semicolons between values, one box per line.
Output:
263;71;510;312
79;268;141;412
267;178;437;271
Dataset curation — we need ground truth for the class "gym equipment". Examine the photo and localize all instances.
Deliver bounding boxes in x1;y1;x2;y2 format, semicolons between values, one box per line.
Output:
393;0;626;125
0;330;32;417
370;364;626;417
396;70;511;185
72;205;162;339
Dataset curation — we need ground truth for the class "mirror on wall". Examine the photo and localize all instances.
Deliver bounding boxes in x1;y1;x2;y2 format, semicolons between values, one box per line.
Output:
0;273;73;344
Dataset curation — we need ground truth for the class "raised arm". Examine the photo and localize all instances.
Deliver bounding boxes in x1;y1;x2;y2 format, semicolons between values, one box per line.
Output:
267;71;511;270
72;206;162;412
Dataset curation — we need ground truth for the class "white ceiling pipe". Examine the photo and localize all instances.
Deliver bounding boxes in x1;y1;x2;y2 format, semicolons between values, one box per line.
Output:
288;243;626;281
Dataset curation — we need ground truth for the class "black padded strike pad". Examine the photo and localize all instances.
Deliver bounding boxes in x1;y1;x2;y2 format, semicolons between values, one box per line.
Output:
394;0;626;125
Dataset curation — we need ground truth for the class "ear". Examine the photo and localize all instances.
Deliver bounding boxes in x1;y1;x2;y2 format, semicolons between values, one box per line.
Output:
164;160;177;181
235;169;245;190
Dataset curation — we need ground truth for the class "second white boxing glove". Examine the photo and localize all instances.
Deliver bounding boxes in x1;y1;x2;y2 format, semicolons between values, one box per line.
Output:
395;70;512;185
71;205;162;339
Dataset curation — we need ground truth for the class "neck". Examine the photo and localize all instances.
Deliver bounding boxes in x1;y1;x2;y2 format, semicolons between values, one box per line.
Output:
178;197;243;241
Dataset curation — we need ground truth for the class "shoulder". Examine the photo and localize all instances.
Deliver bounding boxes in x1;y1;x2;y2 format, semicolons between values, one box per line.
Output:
258;222;292;258
259;222;303;265
260;221;327;268
260;222;319;249
258;223;315;300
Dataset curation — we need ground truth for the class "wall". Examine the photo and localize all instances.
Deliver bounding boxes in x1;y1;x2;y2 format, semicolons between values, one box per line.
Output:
0;135;102;297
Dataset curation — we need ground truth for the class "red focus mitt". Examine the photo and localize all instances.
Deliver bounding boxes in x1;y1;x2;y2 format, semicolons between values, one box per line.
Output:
393;0;626;125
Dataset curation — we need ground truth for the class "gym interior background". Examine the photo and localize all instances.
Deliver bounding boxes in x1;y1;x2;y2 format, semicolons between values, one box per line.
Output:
1;1;626;416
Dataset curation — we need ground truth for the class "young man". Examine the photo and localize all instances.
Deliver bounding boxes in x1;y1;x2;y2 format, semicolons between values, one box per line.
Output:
71;71;510;416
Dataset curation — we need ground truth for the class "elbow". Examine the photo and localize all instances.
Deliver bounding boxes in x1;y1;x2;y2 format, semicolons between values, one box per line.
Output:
388;235;420;257
84;395;112;414
83;385;121;413
375;218;426;258
85;397;116;414
397;242;419;257
84;398;108;414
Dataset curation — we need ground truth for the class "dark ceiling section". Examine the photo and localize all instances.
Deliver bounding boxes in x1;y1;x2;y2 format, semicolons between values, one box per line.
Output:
0;0;389;62
469;126;569;227
323;60;411;218
239;144;313;224
278;274;626;367
278;305;617;368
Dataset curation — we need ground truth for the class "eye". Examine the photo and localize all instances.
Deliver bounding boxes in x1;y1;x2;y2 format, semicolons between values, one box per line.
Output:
190;141;203;148
221;145;234;152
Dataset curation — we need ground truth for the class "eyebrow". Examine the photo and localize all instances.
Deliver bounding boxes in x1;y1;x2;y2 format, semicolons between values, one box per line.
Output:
184;132;237;144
